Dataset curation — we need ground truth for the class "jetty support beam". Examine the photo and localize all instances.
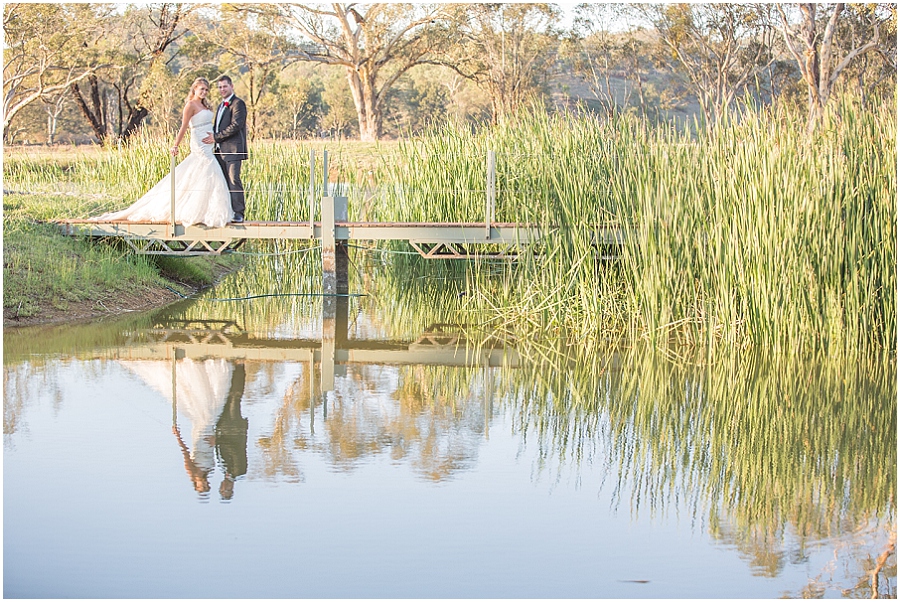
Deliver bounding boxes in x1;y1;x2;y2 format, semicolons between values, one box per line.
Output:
321;196;349;297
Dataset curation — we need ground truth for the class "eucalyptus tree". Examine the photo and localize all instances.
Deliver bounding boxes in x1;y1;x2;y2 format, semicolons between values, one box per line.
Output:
42;92;69;145
191;4;297;138
268;3;455;141
444;3;562;121
836;4;897;109
777;3;893;130
321;68;359;137
273;71;326;139
2;3;110;143
65;3;193;142
636;3;779;124
565;3;656;118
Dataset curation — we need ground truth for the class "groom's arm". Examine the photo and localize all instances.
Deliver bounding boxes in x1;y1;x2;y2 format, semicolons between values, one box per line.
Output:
214;99;247;143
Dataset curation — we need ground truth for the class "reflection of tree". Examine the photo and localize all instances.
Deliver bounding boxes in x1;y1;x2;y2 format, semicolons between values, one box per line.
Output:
254;362;487;482
3;359;107;440
392;366;485;481
323;365;485;481
787;523;896;598
4;363;33;439
256;365;311;483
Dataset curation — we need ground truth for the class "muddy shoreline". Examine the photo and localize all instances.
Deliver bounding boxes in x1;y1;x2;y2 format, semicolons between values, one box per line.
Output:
3;284;194;330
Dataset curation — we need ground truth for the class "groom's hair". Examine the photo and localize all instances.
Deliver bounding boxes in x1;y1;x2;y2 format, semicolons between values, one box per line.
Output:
217;75;233;85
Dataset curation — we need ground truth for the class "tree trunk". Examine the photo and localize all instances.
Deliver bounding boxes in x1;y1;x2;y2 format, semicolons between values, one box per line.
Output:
800;4;824;132
122;107;149;140
780;3;880;132
362;77;381;141
70;75;109;142
47;113;56;145
345;66;383;141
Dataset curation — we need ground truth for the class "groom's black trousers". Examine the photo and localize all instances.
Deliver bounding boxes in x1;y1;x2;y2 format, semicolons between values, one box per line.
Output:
216;155;245;218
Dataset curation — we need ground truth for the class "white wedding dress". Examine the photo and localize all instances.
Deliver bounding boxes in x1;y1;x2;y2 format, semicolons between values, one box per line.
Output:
120;358;233;473
97;109;232;227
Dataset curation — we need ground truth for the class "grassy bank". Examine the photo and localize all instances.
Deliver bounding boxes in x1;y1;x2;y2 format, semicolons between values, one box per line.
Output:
2;187;243;327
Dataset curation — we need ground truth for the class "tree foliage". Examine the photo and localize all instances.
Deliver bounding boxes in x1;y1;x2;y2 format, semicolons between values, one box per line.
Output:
777;2;893;131
2;4;110;143
193;5;294;138
67;3;193;143
2;2;896;144
637;3;779;123
445;3;561;121
269;3;454;141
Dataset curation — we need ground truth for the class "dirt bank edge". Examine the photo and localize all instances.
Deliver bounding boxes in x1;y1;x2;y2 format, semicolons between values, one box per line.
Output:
3;259;243;330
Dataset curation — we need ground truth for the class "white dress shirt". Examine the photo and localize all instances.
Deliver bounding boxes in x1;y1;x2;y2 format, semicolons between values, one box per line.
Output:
215;94;235;132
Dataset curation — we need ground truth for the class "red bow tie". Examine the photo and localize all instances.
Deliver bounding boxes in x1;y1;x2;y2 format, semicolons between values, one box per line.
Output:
223;101;230;108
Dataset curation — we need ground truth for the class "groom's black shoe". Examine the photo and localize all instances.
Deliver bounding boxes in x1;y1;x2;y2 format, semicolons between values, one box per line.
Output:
232;214;244;223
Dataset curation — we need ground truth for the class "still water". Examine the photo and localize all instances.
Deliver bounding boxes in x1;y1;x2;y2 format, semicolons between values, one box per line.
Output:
4;259;896;598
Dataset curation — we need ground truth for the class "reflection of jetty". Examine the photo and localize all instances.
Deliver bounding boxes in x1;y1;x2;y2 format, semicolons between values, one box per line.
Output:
112;307;521;393
122;320;518;367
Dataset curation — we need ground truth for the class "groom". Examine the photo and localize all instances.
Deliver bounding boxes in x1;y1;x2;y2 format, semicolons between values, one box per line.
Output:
204;75;248;223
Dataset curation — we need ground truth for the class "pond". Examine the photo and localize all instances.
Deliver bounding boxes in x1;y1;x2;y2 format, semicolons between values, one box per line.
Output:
4;256;896;598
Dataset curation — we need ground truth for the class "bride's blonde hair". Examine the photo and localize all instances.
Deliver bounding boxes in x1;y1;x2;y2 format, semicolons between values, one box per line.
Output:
187;78;212;110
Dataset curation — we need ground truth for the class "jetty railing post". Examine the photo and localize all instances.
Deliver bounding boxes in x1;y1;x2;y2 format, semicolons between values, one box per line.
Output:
170;153;176;238
486;149;496;239
309;149;316;238
322;149;329;198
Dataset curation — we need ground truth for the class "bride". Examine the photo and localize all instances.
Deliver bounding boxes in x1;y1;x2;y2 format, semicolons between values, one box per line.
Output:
96;77;233;228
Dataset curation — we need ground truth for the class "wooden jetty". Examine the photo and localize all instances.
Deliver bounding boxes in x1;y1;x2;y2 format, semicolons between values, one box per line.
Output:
57;150;625;297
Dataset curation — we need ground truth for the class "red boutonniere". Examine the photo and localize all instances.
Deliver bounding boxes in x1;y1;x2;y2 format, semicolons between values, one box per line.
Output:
223;101;230;108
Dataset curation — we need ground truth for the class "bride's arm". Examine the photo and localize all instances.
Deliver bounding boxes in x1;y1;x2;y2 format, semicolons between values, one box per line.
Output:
171;103;194;156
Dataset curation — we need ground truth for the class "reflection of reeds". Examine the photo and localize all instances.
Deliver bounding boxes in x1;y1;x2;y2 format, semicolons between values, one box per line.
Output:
501;340;895;560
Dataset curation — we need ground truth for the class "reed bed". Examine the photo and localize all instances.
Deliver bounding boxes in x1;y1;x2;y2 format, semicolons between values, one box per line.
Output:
375;96;896;356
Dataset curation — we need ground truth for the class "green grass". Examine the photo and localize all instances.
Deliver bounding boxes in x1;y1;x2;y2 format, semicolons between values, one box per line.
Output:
2;218;164;318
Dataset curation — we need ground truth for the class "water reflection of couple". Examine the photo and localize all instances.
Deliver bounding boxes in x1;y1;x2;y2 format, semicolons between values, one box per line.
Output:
122;358;248;499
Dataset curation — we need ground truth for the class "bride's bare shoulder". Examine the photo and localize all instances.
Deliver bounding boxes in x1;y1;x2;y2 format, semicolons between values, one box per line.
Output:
183;100;207;117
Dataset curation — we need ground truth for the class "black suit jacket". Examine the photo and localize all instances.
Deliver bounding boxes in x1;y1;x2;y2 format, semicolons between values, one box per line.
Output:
213;96;248;162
